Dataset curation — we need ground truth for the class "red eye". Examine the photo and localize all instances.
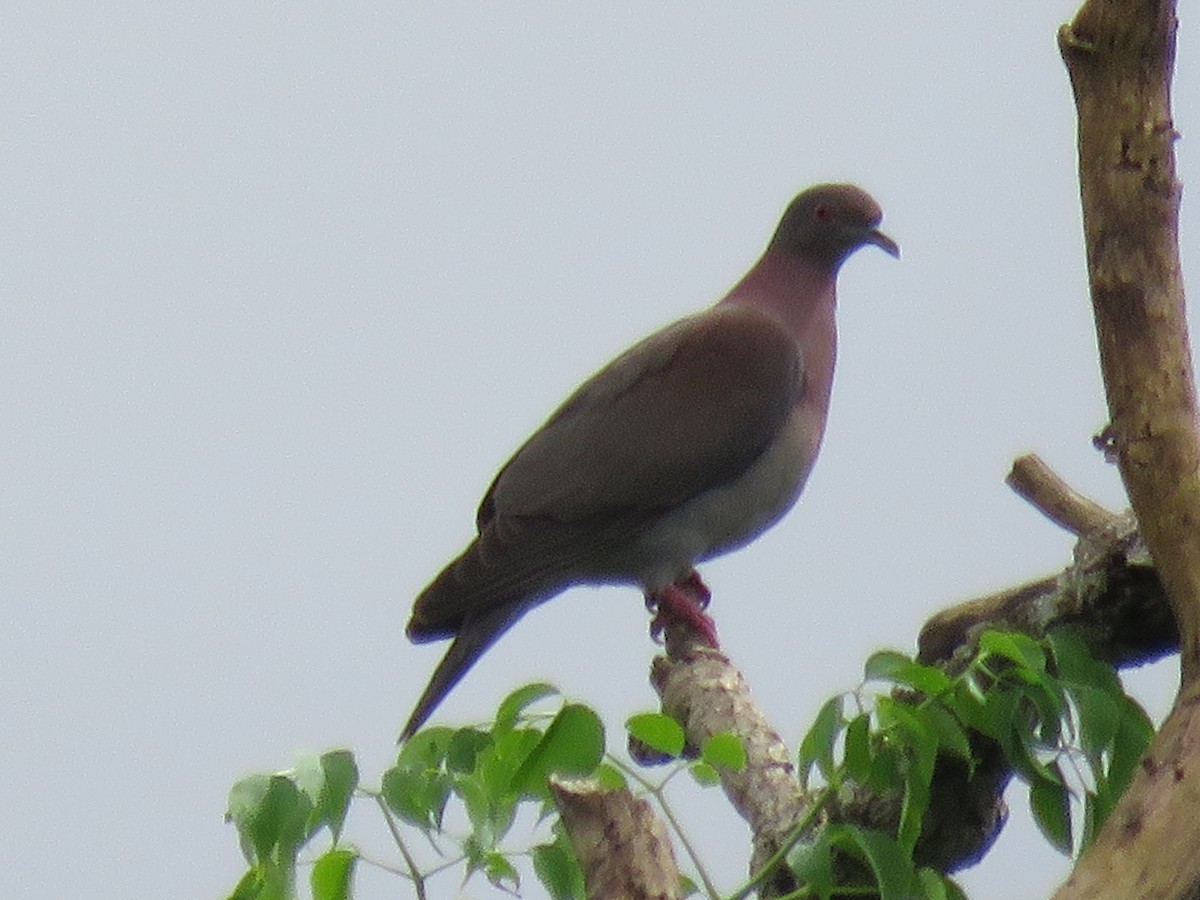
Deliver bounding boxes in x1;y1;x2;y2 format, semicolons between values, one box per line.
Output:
815;205;831;222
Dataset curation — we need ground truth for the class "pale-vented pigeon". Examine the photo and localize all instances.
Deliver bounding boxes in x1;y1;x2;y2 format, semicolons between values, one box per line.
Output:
402;184;898;739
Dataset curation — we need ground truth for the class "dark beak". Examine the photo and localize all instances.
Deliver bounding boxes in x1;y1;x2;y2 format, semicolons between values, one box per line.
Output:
866;227;900;259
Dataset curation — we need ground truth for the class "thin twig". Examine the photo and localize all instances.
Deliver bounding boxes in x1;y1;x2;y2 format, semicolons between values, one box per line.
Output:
373;793;428;900
1006;453;1119;535
351;852;412;878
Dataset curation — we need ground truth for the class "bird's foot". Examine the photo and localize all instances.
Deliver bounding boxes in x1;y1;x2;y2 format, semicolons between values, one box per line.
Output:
678;570;711;609
646;575;719;649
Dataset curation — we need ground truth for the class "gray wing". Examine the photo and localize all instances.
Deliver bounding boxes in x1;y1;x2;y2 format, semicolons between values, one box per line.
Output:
478;304;803;527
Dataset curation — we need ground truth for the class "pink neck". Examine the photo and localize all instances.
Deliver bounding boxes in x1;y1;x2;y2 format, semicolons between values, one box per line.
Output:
717;247;839;410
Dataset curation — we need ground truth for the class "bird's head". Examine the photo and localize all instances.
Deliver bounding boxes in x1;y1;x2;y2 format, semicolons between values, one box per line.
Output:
772;183;900;268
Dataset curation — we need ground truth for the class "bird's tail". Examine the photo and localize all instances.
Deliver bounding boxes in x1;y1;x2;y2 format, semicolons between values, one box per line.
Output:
401;527;575;740
406;522;571;643
399;599;528;740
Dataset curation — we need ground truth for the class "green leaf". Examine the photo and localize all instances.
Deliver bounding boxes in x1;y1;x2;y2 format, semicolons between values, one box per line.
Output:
843;714;872;782
878;700;940;854
511;704;605;797
786;833;833;900
1030;771;1072;854
867;744;902;794
447;728;493;774
533;836;585;900
689;760;721;786
483;851;520;891
864;650;913;681
313;751;358;842
226;867;266;900
880;702;937;775
945;693;989;740
920;703;973;768
226;863;291;900
988;684;1061;785
227;775;273;862
1101;695;1154;821
471;728;540;836
1110;705;1154;794
310;848;356;900
593;762;626;790
230;774;310;863
290;752;326;807
469;735;522;838
1025;679;1067;744
962;672;987;706
827;825;913;900
381;765;449;830
1080;784;1102;851
701;733;746;772
896;758;932;855
1070;683;1121;756
454;773;495;833
915;867;948;900
877;700;939;845
463;832;487;874
916;868;966;900
971;683;1021;748
626;712;686;758
395;725;454;769
799;696;844;788
980;630;1046;676
864;651;952;695
1047;630;1119;692
494;682;559;732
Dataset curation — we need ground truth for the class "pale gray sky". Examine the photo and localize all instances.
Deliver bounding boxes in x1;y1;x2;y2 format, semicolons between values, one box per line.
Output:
3;3;1197;898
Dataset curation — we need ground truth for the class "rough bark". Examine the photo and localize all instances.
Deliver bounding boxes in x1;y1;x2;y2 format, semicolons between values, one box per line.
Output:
650;623;810;896
550;775;681;900
1052;1;1200;896
1060;0;1197;673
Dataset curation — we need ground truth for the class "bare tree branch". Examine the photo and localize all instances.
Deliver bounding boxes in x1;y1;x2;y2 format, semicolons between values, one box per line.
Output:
651;622;810;896
551;775;681;900
1052;1;1200;895
1005;453;1120;536
1059;2;1198;666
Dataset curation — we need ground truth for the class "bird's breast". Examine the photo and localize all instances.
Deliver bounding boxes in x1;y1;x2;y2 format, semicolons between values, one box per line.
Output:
632;399;823;590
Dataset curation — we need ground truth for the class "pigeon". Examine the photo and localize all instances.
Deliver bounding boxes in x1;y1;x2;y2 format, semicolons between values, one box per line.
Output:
401;184;898;739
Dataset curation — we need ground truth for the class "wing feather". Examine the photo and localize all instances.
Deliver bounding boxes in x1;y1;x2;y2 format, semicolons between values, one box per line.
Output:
477;305;803;527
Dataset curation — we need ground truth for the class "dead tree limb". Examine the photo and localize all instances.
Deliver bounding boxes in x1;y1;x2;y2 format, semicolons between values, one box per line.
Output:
1052;1;1200;895
550;776;682;900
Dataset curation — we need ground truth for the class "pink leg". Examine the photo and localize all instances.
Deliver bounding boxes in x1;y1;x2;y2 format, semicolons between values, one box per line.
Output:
678;570;712;609
646;571;720;648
